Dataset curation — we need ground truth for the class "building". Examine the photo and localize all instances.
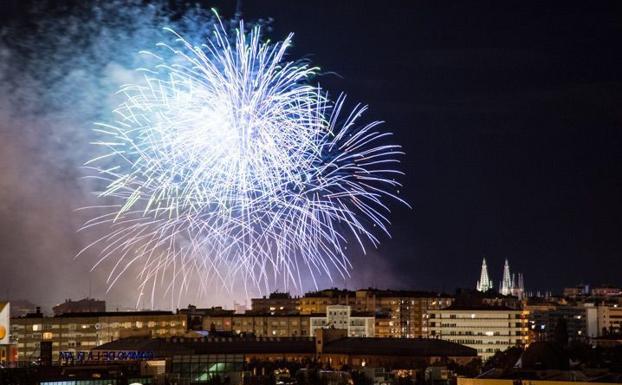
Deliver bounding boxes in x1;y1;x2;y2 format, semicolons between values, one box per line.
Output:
458;374;622;385
193;288;454;339
563;284;590;299
428;305;529;361
0;343;17;366
52;298;106;315
476;258;493;292
499;260;512;296
299;289;356;314
348;289;452;338
313;328;477;368
201;311;312;337
233;301;248;314
309;305;375;337
251;292;300;314
474;259;526;298
254;288;452;338
528;305;588;342
10;309;187;362
591;285;622;298
596;304;622;335
85;329;477;384
180;305;233;331
525;302;622;341
498;259;525;298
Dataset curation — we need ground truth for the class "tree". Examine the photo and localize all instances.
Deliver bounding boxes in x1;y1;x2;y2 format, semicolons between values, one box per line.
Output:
483;347;522;372
351;371;373;385
553;318;569;347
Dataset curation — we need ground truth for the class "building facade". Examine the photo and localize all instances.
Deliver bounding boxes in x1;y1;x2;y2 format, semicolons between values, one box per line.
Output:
596;304;622;335
253;289;452;338
528;305;588;342
358;290;452;338
10;310;186;362
428;306;529;361
591;286;622;298
299;289;356;314
87;329;477;385
251;292;300;314
202;313;311;337
309;305;374;337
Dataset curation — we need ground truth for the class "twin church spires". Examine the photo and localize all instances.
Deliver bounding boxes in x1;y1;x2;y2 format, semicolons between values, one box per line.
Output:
476;258;525;298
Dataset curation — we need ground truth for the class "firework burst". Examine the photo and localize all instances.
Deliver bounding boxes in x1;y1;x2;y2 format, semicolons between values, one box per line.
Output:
80;15;408;305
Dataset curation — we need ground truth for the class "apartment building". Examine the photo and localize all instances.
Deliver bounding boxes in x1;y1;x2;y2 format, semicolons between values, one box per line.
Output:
251;292;300;314
596;304;622;335
202;312;311;337
309;305;375;337
295;289;452;338
11;310;186;362
428;305;529;361
353;290;453;338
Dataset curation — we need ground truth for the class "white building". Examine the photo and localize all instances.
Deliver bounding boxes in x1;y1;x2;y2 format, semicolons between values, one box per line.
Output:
310;305;374;337
593;304;622;335
428;305;529;361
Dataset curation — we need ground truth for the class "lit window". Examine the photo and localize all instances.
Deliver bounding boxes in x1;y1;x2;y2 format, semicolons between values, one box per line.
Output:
32;324;42;331
42;332;53;340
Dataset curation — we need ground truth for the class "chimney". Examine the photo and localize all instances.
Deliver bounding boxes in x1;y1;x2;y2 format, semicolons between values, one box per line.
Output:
314;328;347;356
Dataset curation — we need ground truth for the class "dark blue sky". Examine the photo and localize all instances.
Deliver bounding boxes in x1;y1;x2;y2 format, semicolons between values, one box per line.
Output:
235;0;622;291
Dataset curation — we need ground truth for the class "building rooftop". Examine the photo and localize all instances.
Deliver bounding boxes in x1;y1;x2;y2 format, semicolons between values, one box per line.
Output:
324;337;477;357
94;336;315;356
303;289;356;298
441;304;516;311
359;289;451;298
56;310;176;318
94;335;477;358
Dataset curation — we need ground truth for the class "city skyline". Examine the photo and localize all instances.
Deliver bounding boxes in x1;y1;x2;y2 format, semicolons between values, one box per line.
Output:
0;0;621;310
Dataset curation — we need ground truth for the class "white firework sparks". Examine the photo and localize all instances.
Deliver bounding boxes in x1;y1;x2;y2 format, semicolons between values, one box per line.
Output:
80;15;408;306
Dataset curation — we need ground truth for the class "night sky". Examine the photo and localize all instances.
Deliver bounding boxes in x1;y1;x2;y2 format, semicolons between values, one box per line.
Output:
0;0;621;308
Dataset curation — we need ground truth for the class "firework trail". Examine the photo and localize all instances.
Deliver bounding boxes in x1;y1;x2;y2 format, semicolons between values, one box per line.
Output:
80;14;408;306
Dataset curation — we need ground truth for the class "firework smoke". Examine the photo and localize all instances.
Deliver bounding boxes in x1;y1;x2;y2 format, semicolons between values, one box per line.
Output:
82;13;407;306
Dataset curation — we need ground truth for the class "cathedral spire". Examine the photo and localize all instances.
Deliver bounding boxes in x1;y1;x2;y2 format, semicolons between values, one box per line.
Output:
500;259;512;295
476;258;493;292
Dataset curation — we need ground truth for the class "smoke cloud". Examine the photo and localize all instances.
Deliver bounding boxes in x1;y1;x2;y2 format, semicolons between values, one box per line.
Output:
0;1;400;311
0;1;229;310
